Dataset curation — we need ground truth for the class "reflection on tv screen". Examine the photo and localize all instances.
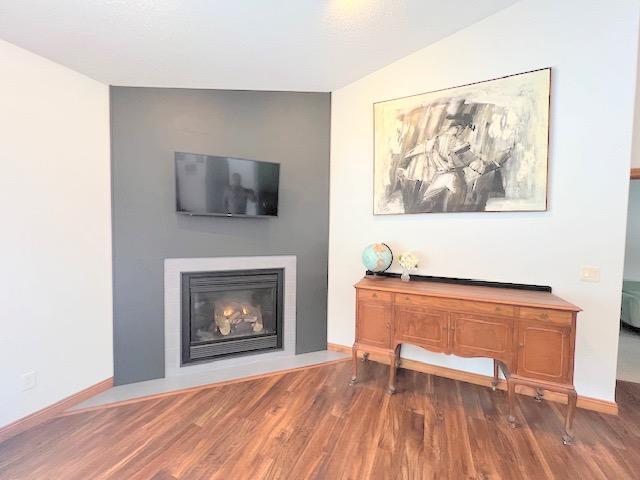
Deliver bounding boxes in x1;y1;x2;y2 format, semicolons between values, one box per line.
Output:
175;152;279;217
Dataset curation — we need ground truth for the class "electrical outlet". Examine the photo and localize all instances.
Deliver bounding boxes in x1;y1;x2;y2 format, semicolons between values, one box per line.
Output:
21;371;37;391
580;266;600;283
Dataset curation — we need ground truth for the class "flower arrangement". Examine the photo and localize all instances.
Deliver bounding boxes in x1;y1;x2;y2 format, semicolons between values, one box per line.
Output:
397;252;418;282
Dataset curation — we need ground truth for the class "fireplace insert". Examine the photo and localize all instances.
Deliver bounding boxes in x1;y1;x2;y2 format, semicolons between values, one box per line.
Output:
181;269;284;365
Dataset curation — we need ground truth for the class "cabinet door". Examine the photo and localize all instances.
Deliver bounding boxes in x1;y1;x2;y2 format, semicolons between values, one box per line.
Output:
394;305;449;352
356;301;392;348
516;319;572;384
451;313;514;363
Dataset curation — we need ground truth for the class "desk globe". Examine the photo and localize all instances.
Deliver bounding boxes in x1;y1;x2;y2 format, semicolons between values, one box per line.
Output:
362;243;393;274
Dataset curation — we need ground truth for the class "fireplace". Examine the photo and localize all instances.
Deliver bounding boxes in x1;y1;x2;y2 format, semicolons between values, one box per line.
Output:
181;269;284;365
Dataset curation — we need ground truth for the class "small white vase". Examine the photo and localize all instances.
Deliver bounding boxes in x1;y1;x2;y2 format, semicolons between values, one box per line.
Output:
401;270;410;282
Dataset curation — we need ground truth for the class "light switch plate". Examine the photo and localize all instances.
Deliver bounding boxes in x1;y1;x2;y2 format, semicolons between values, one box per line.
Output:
580;266;600;283
21;371;37;391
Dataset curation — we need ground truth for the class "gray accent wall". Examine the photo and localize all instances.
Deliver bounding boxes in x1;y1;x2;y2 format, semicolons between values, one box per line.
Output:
110;87;330;385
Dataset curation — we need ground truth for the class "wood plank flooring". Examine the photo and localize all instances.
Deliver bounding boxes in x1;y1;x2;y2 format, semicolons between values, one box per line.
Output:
1;360;640;479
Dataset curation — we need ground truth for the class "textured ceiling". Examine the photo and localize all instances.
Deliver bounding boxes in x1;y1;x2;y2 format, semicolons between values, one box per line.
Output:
0;0;519;91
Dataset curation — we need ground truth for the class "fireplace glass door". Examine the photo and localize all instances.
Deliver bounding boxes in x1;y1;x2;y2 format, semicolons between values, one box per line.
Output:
181;269;283;364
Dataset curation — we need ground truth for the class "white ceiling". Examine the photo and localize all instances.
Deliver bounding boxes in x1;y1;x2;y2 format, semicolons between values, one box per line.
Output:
0;0;519;92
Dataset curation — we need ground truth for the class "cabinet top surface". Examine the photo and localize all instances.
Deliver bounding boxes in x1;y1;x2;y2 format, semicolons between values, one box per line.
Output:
355;277;581;312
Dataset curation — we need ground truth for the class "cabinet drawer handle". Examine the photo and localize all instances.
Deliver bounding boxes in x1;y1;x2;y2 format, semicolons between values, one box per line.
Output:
372;293;377;298
519;343;524;349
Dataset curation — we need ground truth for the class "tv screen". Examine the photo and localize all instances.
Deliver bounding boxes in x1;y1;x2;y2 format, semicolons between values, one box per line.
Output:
175;152;280;217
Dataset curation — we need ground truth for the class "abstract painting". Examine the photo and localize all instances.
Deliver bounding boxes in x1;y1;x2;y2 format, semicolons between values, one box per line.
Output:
373;68;550;214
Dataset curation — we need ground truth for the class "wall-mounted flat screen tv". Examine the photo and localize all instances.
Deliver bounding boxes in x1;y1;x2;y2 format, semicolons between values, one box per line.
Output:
175;152;280;217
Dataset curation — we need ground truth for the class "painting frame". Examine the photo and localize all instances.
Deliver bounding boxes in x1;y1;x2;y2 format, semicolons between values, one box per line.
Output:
372;67;552;215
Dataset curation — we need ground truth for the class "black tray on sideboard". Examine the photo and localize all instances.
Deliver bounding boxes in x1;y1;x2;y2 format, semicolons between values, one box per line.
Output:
364;271;551;293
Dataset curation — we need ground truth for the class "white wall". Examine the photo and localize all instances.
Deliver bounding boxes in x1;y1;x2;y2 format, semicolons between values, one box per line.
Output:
0;39;112;427
624;182;640;281
632;31;640;170
328;0;639;402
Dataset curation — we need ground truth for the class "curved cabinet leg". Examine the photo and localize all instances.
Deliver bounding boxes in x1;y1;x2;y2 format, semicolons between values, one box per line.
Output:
492;359;500;391
563;389;577;445
507;379;517;428
534;387;544;403
362;352;369;363
349;345;358;386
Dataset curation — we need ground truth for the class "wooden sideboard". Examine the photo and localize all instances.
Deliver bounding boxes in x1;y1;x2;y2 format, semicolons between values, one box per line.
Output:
350;276;581;445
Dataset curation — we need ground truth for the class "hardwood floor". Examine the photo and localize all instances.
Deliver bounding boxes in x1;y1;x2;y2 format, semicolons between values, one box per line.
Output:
1;360;639;479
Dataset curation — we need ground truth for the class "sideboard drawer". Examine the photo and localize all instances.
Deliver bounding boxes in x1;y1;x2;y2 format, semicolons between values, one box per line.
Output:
519;307;572;326
395;293;443;307
395;293;515;317
358;289;393;303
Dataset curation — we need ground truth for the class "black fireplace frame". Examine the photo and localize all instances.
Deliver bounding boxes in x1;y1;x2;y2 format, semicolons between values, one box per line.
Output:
180;268;284;366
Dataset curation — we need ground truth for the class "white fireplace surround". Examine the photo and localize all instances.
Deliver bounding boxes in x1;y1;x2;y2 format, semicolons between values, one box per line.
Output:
164;255;296;377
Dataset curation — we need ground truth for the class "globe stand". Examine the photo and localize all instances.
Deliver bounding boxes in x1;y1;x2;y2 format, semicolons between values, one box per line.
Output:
365;270;387;280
